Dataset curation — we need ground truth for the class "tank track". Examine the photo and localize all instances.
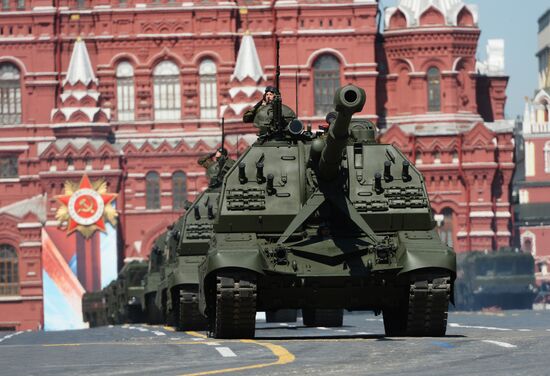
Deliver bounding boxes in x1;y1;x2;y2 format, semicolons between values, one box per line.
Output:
211;271;257;339
406;277;451;336
178;289;208;331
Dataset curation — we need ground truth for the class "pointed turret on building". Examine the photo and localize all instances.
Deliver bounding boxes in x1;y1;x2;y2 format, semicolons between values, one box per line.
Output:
220;32;268;119
50;38;111;138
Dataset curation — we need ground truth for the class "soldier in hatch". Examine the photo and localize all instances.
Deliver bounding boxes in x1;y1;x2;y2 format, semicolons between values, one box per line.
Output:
197;147;235;188
243;85;296;135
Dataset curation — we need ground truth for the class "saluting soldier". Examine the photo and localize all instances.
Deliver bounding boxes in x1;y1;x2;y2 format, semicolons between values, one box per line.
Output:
243;85;279;123
243;86;296;135
197;147;235;188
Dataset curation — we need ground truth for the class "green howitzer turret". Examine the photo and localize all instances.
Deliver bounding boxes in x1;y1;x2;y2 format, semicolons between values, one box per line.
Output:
317;85;366;181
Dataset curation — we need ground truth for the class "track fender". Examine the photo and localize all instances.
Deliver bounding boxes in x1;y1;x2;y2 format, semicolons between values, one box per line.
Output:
396;230;457;277
198;233;266;315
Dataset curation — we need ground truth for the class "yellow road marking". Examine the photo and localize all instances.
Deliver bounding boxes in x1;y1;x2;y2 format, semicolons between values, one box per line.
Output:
186;331;208;339
41;341;202;347
180;339;295;376
163;326;176;332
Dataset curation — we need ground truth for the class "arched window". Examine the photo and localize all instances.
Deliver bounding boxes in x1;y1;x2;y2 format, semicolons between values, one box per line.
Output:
0;244;19;296
523;237;533;253
146;171;160;209
427;67;441;112
199;59;217;119
153;61;180;120
172;171;187;210
452;150;459;163
438;208;454;247
313;54;340;116
116;61;135;121
433;150;441;164
0;156;18;178
415;149;423;165
545;141;550;173
0;63;21;125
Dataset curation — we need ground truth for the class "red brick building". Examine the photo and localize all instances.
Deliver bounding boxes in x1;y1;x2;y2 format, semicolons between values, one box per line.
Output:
379;1;513;253
514;8;550;286
0;0;512;330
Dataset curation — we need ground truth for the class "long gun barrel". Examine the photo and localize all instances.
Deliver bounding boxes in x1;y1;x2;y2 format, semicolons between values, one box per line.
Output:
318;85;366;181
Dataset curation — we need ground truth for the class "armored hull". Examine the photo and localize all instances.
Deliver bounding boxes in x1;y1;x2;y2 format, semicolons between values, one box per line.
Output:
198;85;456;338
155;188;221;330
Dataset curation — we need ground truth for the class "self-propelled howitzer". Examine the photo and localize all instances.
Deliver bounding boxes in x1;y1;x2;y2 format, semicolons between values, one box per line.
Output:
198;84;456;339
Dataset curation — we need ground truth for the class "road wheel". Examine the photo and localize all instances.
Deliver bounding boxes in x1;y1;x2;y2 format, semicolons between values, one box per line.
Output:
178;287;208;331
212;271;257;339
384;277;451;337
165;289;180;327
146;294;163;324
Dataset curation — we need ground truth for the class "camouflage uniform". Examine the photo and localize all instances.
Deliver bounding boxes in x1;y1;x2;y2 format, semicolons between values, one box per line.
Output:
198;152;235;188
242;101;263;123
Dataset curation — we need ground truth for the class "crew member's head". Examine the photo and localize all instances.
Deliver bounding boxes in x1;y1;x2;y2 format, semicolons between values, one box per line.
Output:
215;147;228;159
264;86;279;104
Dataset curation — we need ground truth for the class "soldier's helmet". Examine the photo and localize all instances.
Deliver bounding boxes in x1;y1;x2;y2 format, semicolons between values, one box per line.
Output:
264;86;280;95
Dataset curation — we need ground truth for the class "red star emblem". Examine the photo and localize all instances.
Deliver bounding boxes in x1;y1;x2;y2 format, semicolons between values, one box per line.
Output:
56;175;117;236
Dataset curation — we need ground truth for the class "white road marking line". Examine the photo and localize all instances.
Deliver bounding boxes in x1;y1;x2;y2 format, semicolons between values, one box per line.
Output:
279;323;289;326
137;328;149;332
518;329;532;332
316;327;330;330
0;331;23;343
546;329;550;332
365;318;383;322
152;331;166;336
216;347;237;357
356;332;373;335
108;325;114;328
449;323;512;331
336;329;349;333
206;342;220;346
482;340;517;349
191;338;205;341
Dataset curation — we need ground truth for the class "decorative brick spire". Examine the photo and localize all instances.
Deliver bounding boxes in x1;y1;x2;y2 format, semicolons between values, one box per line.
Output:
220;32;269;118
51;38;111;137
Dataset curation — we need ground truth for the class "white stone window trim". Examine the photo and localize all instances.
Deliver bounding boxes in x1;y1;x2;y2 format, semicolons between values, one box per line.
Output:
153;61;181;121
544;141;550;173
116;61;135;121
520;230;536;256
199;59;217;120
